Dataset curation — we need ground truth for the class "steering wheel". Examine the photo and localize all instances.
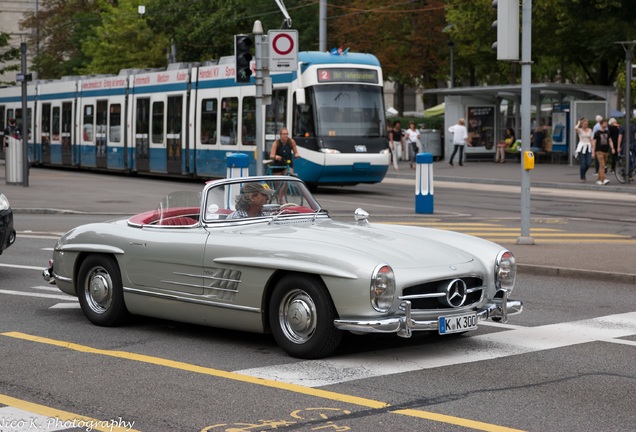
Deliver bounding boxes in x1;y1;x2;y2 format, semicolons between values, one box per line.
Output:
279;203;297;209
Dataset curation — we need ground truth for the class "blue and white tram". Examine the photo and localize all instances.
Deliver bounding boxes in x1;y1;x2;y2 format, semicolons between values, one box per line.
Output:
0;51;390;186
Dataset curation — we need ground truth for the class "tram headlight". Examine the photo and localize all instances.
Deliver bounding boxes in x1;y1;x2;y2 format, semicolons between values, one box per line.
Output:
320;148;341;154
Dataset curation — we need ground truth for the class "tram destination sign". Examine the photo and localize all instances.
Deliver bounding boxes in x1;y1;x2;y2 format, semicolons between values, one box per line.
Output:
317;68;378;84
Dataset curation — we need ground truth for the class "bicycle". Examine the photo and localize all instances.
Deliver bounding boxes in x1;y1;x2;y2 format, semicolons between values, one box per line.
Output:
614;146;635;184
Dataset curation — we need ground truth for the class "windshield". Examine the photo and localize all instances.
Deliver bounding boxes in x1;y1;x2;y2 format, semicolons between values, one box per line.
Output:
312;85;385;138
204;178;324;222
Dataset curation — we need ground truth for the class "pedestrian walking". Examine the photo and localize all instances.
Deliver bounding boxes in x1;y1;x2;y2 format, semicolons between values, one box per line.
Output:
592;119;615;185
389;121;403;170
608;118;620;173
574;118;593;182
448;118;469;166
404;121;420;169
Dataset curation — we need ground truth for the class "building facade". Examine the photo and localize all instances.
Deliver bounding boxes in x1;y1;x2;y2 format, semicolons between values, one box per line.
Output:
0;0;36;84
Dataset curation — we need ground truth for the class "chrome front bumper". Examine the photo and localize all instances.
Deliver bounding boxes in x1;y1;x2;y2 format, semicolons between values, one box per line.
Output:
334;289;523;338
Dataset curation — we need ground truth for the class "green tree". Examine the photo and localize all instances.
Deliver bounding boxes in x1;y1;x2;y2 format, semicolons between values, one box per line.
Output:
145;0;320;63
19;0;110;79
330;0;447;114
0;30;21;85
81;0;168;74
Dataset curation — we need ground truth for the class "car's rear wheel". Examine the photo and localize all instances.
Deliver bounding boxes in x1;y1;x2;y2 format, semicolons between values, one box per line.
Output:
77;255;128;326
269;274;342;359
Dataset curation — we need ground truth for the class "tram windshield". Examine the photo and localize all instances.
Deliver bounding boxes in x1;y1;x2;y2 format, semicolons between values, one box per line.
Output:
311;85;385;138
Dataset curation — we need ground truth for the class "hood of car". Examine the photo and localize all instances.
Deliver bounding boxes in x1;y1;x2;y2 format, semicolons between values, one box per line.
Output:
229;219;476;269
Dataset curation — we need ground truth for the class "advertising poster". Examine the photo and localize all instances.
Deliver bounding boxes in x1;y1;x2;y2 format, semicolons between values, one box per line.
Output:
467;106;495;150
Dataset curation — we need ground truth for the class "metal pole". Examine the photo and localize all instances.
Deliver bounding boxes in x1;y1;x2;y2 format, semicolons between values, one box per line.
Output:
517;0;533;244
616;41;635;183
319;1;327;52
625;44;632;183
20;42;29;187
449;41;455;88
253;21;264;176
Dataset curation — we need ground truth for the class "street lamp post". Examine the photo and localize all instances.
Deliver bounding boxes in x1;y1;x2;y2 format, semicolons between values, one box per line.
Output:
442;24;455;88
617;41;635;183
447;39;455;88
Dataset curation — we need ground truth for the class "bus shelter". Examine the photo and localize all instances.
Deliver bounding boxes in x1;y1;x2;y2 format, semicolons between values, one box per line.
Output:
424;83;616;164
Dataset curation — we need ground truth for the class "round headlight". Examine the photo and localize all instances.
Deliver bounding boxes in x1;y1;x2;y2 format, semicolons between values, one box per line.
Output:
370;264;395;313
495;250;517;291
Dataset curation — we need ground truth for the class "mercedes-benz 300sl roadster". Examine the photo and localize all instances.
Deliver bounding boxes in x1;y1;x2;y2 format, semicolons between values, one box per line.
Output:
43;176;522;358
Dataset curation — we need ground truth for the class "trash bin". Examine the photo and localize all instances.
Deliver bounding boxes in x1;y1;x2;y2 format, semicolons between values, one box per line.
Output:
419;129;442;160
5;136;23;185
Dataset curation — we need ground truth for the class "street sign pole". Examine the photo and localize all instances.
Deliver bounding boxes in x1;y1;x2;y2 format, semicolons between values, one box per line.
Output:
517;0;533;244
20;42;29;187
253;21;264;176
617;41;635;184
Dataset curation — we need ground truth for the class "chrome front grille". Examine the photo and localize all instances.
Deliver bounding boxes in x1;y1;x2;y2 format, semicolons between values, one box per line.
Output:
400;276;484;310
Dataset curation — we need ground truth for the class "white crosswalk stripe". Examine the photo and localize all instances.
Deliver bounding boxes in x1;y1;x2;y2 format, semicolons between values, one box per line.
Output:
235;312;636;388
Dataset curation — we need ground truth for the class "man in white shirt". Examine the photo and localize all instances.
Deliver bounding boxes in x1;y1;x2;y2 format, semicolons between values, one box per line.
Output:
448;118;469;166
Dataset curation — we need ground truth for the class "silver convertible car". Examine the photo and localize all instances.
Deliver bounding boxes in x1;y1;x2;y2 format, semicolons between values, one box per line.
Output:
43;176;522;358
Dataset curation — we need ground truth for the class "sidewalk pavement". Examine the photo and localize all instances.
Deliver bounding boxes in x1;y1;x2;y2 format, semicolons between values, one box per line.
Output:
2;159;635;283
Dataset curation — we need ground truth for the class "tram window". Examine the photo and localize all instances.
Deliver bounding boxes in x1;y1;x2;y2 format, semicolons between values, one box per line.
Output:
200;98;218;145
221;97;238;145
265;90;288;136
241;96;255;145
52;107;60;141
109;104;121;143
152;101;164;144
41;103;51;144
293;95;314;138
14;108;32;135
83;105;94;141
136;98;150;159
0;106;5;137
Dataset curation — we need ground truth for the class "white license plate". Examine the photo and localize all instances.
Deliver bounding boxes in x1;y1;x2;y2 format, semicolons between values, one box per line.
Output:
439;313;477;334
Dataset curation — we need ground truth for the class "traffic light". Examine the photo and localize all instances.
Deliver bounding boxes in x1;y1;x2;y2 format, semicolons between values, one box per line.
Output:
235;34;253;83
491;0;519;61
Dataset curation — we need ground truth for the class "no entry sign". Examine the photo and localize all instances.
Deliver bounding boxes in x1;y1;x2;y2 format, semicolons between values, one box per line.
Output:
268;30;298;72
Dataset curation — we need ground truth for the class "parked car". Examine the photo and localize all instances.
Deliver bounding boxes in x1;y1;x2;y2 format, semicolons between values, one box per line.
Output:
0;193;16;254
43;176;522;358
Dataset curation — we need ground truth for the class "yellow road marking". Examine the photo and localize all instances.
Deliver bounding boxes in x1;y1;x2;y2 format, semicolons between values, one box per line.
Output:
383;222;634;242
0;394;139;432
1;331;526;432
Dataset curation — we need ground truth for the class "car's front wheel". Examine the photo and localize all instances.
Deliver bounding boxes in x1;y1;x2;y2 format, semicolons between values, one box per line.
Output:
269;274;342;359
77;255;128;327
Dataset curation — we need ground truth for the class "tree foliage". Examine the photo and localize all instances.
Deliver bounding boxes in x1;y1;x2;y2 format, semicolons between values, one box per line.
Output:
81;0;168;74
15;0;636;113
0;30;21;85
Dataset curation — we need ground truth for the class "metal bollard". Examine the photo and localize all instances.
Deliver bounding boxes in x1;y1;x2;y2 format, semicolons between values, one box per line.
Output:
415;152;434;214
226;152;250;179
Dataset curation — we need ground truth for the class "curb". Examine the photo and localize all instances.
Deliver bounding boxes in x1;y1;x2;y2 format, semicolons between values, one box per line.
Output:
518;264;636;285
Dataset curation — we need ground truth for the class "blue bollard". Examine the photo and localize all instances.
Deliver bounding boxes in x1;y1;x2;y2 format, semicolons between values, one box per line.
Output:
415;152;434;214
226;153;250;179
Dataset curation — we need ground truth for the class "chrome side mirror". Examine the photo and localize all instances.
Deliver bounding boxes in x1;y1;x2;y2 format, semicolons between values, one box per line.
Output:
354;208;369;225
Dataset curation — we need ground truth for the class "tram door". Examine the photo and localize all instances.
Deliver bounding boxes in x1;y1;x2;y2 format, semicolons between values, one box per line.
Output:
96;100;108;168
61;102;73;165
50;105;61;164
40;103;51;164
167;95;183;174
135;98;150;172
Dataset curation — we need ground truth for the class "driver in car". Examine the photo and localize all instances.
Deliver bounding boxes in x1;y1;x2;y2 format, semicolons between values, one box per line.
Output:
227;183;276;219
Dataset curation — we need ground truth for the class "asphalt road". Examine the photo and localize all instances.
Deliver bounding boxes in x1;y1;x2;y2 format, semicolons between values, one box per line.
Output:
2;168;636;431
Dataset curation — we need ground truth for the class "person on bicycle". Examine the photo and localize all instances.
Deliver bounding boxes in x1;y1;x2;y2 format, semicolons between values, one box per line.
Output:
269;128;300;175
